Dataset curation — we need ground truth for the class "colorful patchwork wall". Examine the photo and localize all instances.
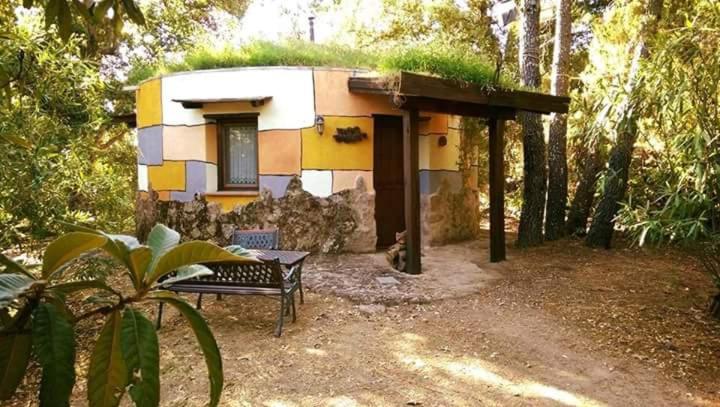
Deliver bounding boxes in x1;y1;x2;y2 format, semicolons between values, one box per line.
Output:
135;67;464;212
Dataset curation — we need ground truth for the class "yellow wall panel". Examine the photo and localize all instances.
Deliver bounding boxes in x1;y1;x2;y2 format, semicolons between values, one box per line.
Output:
205;194;257;212
258;129;301;175
137;79;162;128
302;116;373;170
148;161;185;191
428;130;460;171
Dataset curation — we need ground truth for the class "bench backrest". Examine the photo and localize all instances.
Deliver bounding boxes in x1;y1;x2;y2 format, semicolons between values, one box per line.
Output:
165;259;284;289
232;229;279;250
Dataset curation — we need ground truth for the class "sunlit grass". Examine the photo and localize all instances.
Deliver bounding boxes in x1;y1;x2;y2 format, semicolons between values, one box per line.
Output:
129;40;516;89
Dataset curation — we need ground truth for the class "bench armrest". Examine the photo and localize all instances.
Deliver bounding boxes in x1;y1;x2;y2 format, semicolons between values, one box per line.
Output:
284;264;301;284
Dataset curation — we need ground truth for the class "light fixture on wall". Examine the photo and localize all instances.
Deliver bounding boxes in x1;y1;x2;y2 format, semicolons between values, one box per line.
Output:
315;115;325;135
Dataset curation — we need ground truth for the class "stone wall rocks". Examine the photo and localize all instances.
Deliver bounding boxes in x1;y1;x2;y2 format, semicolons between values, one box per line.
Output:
136;175;377;253
136;175;479;253
422;178;482;246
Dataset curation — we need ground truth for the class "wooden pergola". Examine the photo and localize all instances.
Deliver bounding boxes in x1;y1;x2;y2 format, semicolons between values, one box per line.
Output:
349;71;570;274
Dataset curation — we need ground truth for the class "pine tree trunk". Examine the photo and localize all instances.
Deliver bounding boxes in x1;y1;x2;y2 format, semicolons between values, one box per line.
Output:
516;0;546;248
586;0;663;248
545;0;572;241
565;137;603;235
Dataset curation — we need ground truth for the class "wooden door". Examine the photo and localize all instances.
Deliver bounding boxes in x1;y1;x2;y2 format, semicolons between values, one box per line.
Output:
373;115;405;248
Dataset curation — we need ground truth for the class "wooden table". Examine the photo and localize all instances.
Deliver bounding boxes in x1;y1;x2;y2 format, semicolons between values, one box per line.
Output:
252;249;310;303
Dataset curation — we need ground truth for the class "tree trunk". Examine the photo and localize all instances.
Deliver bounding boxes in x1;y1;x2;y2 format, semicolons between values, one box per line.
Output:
517;0;546;248
586;0;663;248
565;136;603;235
545;0;572;241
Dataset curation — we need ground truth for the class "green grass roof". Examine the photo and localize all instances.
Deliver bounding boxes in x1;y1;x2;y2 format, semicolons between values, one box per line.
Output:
129;40;517;90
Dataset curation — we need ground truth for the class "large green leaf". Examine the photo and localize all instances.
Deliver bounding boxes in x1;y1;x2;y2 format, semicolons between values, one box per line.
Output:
87;311;127;407
0;274;35;308
121;308;159;407
148;292;223;407
47;280;117;297
146;242;257;286
56;223;143;287
0;309;32;401
129;247;152;287
0;332;31;401
0;253;35;279
147;224;180;261
58;222;137;263
42;232;108;279
32;303;76;407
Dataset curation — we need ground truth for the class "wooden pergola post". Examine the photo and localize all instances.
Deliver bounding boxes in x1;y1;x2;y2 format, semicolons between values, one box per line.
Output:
403;108;421;274
488;118;506;262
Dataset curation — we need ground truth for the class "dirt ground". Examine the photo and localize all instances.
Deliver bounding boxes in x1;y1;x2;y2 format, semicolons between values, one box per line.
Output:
6;233;720;406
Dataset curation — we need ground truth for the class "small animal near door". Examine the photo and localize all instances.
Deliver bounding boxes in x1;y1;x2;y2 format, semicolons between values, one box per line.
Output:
373;115;406;248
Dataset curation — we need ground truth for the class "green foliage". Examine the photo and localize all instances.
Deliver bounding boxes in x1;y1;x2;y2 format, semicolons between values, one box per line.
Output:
0;14;136;246
0;315;32;400
697;239;720;291
32;302;77;407
129;40;516;89
87;311;126;407
121;308;159;407
615;0;720;245
20;0;145;51
379;45;515;89
0;223;258;405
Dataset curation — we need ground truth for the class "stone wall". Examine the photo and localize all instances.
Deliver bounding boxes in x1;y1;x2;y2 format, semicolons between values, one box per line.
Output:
422;178;482;246
136;176;377;253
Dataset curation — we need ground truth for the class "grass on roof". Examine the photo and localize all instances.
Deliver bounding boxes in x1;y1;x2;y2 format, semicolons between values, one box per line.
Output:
129;40;516;89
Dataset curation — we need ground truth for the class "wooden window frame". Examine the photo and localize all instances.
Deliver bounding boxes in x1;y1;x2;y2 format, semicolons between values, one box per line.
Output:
211;113;260;191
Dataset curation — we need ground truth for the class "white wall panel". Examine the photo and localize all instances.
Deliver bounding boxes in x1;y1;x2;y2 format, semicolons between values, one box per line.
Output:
161;68;316;130
301;170;332;197
205;163;218;193
137;165;148;191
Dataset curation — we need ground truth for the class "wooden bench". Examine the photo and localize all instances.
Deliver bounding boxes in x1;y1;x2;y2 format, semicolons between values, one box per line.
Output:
156;258;300;336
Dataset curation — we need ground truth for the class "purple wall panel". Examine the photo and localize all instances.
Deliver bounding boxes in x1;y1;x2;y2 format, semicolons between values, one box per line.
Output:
259;175;293;198
138;126;163;165
171;161;207;202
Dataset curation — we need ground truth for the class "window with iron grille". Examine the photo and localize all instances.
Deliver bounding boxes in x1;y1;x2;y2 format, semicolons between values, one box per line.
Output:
217;118;258;190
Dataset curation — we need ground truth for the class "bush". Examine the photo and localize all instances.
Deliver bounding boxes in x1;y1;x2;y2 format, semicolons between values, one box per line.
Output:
0;16;136;246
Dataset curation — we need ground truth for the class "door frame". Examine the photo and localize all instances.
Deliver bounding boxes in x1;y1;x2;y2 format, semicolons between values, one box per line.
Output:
372;114;405;249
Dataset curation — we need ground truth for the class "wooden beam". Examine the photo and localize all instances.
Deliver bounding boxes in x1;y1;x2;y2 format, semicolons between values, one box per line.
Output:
488;118;506;262
402;97;516;120
348;72;571;115
403;109;422;274
399;72;569;114
347;76;391;95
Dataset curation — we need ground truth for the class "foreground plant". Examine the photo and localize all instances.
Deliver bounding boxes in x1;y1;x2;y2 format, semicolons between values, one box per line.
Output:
0;223;256;406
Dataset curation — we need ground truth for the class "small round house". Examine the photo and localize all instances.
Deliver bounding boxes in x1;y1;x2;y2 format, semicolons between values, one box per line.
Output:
134;66;480;253
133;62;570;272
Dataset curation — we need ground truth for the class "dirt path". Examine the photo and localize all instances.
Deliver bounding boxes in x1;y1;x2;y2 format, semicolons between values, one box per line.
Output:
6;237;719;406
153;291;709;406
